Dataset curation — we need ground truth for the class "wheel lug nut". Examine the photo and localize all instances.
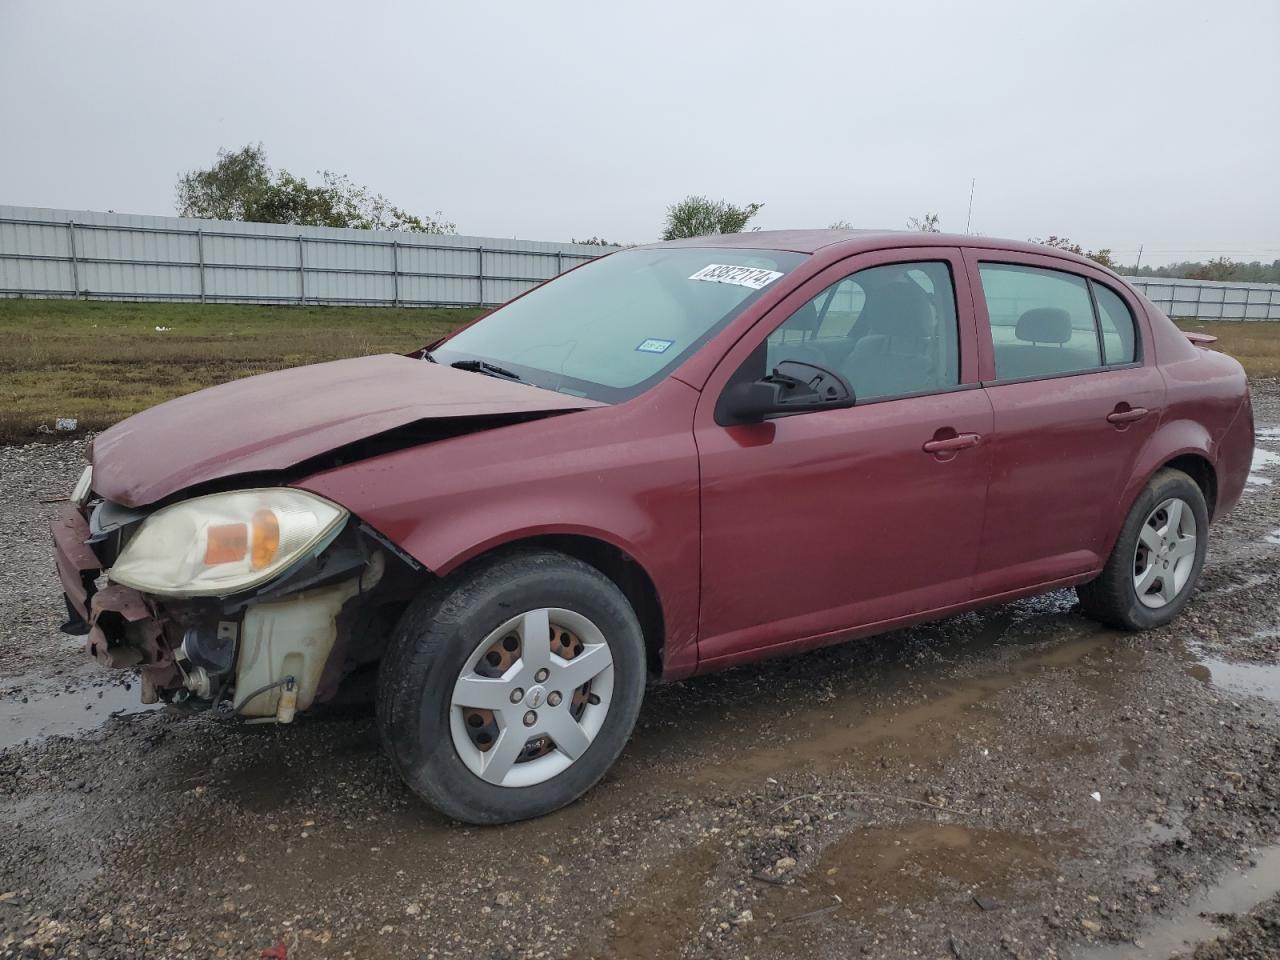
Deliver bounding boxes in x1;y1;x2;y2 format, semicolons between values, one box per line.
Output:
510;687;524;704
523;711;537;726
548;691;562;707
534;668;549;683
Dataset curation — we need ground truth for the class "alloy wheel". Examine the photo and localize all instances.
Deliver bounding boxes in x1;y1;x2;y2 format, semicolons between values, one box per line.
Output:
1133;497;1197;609
449;608;615;787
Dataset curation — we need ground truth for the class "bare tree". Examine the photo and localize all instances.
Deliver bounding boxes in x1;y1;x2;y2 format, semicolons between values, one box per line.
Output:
907;212;941;232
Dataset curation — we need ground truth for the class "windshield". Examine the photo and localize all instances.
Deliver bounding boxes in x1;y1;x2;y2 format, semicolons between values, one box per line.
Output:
432;246;808;402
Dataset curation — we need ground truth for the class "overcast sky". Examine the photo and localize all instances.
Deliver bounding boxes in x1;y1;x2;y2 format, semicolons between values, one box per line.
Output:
2;0;1276;266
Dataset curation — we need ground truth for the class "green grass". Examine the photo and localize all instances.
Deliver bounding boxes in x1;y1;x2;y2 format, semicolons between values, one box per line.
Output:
0;299;1275;445
0;298;480;444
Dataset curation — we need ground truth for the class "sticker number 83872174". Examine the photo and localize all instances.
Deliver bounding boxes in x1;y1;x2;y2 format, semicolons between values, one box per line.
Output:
688;264;784;290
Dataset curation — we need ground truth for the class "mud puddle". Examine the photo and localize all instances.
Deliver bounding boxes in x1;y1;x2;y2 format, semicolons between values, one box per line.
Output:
665;601;1136;792
1249;446;1279;487
1187;652;1280;706
755;822;1070;933
0;680;154;749
1075;845;1280;959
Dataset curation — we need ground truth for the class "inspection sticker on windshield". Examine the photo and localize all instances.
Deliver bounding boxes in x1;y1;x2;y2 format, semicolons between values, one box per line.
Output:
636;338;674;354
688;264;784;290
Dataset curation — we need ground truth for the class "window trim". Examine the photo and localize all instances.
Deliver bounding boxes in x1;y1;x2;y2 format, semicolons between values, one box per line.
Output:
1088;277;1144;367
967;252;1148;387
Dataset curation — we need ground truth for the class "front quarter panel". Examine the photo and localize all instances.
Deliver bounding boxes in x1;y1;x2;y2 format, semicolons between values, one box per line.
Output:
295;378;703;677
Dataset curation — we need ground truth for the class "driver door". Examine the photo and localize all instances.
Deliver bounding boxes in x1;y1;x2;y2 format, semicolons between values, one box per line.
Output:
692;249;993;670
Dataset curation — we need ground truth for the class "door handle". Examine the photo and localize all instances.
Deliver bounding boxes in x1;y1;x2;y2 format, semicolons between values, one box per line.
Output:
1106;406;1149;425
922;432;982;454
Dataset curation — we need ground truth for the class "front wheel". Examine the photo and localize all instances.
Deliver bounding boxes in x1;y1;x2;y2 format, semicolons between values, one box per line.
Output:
1077;468;1209;630
376;549;646;824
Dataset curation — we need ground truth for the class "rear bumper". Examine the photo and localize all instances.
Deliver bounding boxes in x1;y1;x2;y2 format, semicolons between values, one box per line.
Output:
51;503;100;632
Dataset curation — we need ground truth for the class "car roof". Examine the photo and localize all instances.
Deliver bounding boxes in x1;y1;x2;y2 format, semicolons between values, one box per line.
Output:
644;229;1106;272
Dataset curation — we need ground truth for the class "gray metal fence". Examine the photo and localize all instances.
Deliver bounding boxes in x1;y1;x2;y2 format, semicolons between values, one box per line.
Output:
0;205;618;307
3;205;1277;319
1123;276;1280;321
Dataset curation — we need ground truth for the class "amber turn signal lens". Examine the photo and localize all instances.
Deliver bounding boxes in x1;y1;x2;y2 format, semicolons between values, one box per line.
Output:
250;509;281;570
204;523;248;565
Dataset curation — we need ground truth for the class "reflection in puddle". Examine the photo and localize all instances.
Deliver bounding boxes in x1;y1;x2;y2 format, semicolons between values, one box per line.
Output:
1076;845;1280;959
1249;447;1279;486
1265;528;1280;545
0;682;154;750
1188;653;1280;705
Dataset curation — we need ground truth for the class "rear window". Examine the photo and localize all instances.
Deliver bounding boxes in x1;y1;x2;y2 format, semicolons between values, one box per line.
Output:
1092;281;1138;364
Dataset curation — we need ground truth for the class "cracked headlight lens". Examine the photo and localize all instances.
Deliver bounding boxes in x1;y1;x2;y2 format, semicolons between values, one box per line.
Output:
110;488;347;597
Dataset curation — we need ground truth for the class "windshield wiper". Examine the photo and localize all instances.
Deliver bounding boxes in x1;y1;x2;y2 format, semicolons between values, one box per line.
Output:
450;358;524;382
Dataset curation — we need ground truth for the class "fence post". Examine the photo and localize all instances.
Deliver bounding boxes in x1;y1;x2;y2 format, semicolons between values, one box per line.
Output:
297;235;305;305
556;251;563;277
392;239;400;307
196;228;206;304
477;244;484;306
66;220;81;298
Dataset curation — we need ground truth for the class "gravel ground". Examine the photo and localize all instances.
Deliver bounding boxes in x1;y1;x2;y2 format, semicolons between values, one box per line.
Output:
1;381;1279;960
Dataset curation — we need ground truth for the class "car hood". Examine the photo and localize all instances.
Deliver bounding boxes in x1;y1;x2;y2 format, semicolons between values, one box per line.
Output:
90;354;603;507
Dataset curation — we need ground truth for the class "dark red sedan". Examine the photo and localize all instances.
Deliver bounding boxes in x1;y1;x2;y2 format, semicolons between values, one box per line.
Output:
52;230;1255;823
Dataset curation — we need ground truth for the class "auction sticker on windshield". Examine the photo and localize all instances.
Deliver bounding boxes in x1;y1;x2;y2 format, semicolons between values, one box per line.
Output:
688;264;784;290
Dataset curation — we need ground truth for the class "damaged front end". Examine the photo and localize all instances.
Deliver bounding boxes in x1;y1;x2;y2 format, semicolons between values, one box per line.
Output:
53;474;420;722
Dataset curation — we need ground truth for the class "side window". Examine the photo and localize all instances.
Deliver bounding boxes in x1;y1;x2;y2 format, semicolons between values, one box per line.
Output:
763;261;959;402
979;264;1102;381
1091;281;1138;364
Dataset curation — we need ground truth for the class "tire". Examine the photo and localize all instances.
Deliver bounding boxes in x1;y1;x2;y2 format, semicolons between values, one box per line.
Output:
376;548;646;824
1077;468;1209;630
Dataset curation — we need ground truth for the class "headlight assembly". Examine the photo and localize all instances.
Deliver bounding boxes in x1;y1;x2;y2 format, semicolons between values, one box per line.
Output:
109;489;348;597
70;465;93;507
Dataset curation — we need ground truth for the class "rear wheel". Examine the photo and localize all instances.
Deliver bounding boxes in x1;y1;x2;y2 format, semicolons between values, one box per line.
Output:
377;548;646;824
1077;468;1208;630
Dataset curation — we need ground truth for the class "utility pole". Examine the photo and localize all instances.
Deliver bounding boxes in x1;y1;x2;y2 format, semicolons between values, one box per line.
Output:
964;178;975;234
1134;244;1144;273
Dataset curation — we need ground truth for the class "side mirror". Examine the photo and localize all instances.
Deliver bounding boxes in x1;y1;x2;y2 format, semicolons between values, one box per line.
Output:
717;360;855;425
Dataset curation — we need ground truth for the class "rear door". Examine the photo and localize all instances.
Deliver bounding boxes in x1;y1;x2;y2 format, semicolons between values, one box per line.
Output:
693;248;993;670
966;249;1164;595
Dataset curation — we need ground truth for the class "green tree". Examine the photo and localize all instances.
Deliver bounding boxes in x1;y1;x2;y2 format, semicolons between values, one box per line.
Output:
1126;258;1280;282
1031;236;1117;270
1187;256;1236;282
176;144;455;234
907;212;941;232
662;196;763;241
571;236;615;246
174;144;272;222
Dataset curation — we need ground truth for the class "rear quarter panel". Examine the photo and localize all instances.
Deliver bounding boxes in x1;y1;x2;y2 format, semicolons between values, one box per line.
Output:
1110;300;1251;540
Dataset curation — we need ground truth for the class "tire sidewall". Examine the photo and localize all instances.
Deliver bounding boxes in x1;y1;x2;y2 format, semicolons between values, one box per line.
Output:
1111;472;1209;629
379;551;646;824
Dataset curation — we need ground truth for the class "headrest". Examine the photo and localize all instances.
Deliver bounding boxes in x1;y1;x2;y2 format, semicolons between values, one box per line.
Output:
788;301;820;333
859;281;933;338
1015;307;1071;344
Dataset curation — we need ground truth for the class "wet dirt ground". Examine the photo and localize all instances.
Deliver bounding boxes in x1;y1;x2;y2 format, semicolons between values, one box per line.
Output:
2;381;1280;960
